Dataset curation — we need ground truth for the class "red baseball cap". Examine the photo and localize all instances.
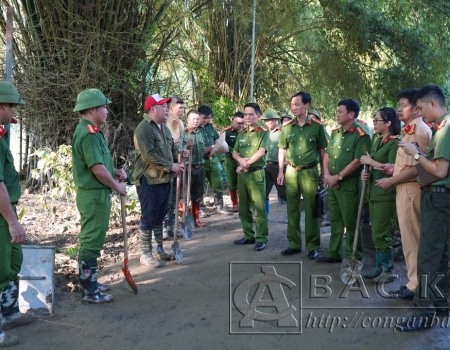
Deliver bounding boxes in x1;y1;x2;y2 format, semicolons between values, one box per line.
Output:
144;94;172;111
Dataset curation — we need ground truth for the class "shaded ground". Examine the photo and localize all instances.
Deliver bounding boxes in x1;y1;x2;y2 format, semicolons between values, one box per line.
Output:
9;189;450;350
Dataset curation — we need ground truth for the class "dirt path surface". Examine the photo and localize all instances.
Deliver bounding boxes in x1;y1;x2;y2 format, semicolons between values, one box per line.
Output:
9;191;450;350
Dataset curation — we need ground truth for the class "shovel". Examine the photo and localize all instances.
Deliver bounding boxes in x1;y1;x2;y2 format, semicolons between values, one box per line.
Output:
171;158;183;264
121;195;138;294
340;165;369;285
180;145;195;240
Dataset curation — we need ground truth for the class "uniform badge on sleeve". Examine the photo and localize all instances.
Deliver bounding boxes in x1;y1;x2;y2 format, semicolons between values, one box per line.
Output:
87;124;100;134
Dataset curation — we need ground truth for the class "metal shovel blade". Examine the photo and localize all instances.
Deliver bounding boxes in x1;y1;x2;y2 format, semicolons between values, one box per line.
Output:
171;241;183;264
121;260;138;294
340;258;364;285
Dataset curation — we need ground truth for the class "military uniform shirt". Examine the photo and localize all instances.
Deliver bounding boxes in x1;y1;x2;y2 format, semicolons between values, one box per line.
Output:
180;128;205;164
367;134;398;201
326;121;371;177
225;127;239;157
278;116;328;165
427;112;450;188
199;123;219;158
233;125;269;167
72;119;114;190
0;132;21;203
266;127;282;161
133;115;178;186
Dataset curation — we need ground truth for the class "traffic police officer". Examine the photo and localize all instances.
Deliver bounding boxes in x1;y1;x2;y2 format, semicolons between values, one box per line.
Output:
396;85;450;332
261;110;287;217
277;92;328;259
317;98;371;263
233;103;269;251
72;88;127;303
0;82;33;347
224;111;244;212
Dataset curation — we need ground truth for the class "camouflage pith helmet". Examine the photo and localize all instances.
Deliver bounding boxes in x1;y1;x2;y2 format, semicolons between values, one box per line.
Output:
260;109;281;120
0;81;25;105
73;88;111;112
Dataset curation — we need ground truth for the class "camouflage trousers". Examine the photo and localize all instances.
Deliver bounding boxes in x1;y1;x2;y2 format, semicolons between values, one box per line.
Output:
1;280;20;317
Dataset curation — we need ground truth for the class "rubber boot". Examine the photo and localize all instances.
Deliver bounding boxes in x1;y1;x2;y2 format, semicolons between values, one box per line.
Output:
154;225;174;261
215;193;230;215
139;229;161;268
79;260;114;303
265;200;270;221
192;201;205;227
363;250;382;279
0;329;19;347
230;190;239;212
1;280;34;330
199;198;209;218
373;251;395;284
162;214;169;240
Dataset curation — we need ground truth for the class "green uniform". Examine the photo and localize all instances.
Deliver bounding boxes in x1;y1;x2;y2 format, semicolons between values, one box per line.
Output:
413;112;450;319
265;126;287;200
326;121;371;260
224;126;239;191
72;119;115;261
279;117;328;250
199;123;223;195
0;132;22;290
233;125;269;243
367;135;398;253
180;128;205;202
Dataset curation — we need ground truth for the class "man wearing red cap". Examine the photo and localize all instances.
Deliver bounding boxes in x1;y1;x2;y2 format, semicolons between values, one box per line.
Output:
134;94;185;268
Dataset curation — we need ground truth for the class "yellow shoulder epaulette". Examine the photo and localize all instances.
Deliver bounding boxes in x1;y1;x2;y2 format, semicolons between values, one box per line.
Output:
356;127;365;136
312;118;324;125
284;119;294;126
259;126;268;131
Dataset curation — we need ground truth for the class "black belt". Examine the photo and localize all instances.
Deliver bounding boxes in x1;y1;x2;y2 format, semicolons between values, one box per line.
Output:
242;166;266;173
267;161;278;165
288;162;317;171
421;185;450;194
192;164;203;169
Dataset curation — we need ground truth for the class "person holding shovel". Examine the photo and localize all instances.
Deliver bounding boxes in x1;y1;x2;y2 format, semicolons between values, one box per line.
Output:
72;88;127;303
359;107;400;283
180;110;206;227
316;98;371;263
134;94;185;268
0;82;34;347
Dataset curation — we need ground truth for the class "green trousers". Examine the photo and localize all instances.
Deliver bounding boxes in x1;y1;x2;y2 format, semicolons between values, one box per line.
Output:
238;170;268;243
327;178;363;260
204;157;224;195
368;199;395;253
285;165;320;250
224;157;238;191
76;188;112;261
0;205;22;289
413;191;450;318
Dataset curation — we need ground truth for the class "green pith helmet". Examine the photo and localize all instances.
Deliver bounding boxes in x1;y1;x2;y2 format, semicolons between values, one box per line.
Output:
261;109;281;120
0;81;25;105
73;88;112;112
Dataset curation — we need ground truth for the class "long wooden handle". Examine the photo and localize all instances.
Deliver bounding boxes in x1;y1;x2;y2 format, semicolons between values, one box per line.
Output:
352;165;369;260
173;154;182;244
121;195;128;260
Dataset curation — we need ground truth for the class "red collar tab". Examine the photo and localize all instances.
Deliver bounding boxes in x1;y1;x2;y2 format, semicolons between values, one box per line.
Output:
11;118;18;124
0;126;5;139
435;120;447;130
349;127;355;134
403;124;416;135
382;136;389;144
87;124;100;134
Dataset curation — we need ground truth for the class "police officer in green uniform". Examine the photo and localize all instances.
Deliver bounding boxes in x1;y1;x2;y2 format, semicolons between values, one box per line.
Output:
316;98;371;263
396;85;450;332
0;82;33;348
224;111;244;212
198;105;229;215
180;110;206;226
233;103;269;251
359;107;400;283
278;92;328;259
72;88;127;303
261;110;287;216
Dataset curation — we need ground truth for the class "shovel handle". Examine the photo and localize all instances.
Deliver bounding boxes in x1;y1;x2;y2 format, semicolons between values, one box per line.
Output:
351;164;369;260
121;195;128;260
173;154;182;245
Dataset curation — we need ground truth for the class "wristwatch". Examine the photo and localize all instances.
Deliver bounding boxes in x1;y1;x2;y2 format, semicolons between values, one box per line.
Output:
338;173;343;181
414;153;420;161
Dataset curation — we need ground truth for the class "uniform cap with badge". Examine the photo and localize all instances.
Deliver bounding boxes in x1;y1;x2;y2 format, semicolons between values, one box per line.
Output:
0;81;25;105
73;88;111;112
260;110;281;120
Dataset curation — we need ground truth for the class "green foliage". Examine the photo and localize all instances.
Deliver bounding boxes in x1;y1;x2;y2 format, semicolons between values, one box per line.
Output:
17;207;27;220
212;97;235;128
64;246;79;259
